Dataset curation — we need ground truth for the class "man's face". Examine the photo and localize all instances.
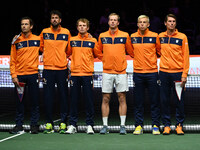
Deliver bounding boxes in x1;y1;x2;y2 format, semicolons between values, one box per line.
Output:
165;17;176;30
108;15;119;29
137;17;150;31
77;21;89;35
50;14;61;28
21;19;32;33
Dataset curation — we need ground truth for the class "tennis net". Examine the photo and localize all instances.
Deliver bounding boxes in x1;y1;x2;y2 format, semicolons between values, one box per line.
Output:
0;68;200;132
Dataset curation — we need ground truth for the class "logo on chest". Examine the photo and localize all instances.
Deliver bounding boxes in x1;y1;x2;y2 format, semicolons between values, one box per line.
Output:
72;41;77;47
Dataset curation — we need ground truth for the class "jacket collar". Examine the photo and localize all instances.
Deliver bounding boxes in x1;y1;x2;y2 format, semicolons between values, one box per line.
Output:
50;25;61;33
78;32;89;39
137;28;149;36
164;29;178;36
109;28;119;36
21;32;32;39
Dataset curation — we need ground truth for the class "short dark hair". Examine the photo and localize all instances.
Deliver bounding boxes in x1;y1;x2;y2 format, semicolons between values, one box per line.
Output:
164;14;177;22
21;16;34;26
50;10;62;19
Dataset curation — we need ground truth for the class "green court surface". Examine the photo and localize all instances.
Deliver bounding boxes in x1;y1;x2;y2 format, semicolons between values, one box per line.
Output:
0;132;200;150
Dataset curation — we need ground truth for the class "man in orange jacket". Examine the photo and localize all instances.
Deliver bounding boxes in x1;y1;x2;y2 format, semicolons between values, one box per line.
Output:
159;14;190;135
65;18;102;134
40;10;71;134
10;17;40;134
131;15;161;135
98;13;134;134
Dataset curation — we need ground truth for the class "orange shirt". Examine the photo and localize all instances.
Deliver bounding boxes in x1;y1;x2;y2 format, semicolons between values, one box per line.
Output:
40;25;71;70
131;28;161;73
159;29;190;78
98;28;134;74
67;33;102;76
10;33;40;78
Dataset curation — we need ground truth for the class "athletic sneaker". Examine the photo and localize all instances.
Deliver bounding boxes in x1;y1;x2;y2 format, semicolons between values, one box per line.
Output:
30;125;39;134
133;125;143;135
59;123;67;134
119;125;127;135
86;125;94;134
9;125;24;134
163;126;171;135
100;125;109;134
65;125;77;134
176;124;184;135
43;123;54;134
152;125;160;135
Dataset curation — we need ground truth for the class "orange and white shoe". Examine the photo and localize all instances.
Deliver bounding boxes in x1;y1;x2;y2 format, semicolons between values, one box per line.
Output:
163;126;171;135
176;124;184;135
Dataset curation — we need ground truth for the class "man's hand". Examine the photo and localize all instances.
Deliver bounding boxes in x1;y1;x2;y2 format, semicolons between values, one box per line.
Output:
12;77;19;87
11;34;21;45
88;33;93;38
181;77;187;89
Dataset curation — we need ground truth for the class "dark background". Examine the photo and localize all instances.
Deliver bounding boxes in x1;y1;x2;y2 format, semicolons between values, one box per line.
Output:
1;0;200;55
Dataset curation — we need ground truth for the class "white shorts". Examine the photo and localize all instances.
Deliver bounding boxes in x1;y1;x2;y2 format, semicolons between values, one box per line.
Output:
102;73;129;93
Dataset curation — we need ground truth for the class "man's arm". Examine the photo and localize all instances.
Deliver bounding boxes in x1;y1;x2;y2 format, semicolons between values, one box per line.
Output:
10;44;19;86
93;39;103;60
39;31;44;52
66;39;72;57
156;35;161;58
125;35;134;58
181;35;190;87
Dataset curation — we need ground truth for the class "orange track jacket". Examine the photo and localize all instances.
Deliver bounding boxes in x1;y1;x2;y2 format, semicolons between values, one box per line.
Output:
40;25;71;70
159;29;190;78
131;28;161;73
10;33;40;78
98;28;134;74
67;33;102;76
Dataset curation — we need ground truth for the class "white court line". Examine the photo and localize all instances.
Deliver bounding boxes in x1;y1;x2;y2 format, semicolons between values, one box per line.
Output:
0;118;61;143
53;119;61;123
0;131;25;143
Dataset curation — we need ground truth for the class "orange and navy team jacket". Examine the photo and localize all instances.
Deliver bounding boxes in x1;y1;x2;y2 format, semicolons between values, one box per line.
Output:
10;33;41;78
131;28;161;73
66;33;103;76
159;29;190;78
98;28;134;74
40;25;71;70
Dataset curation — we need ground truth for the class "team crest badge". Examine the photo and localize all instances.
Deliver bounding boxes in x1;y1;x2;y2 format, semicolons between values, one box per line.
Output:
72;41;77;47
17;42;23;49
160;37;164;43
45;33;50;39
132;37;137;43
102;37;108;44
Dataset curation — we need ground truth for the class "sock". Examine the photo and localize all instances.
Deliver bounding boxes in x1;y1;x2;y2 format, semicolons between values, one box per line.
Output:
120;116;126;126
102;117;108;126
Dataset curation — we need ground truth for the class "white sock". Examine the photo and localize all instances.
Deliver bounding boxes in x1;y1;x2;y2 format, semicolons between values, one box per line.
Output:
120;116;126;126
102;117;108;126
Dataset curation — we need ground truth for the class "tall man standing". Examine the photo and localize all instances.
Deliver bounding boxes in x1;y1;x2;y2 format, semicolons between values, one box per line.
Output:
98;13;134;135
10;17;40;134
159;14;190;135
131;15;161;135
40;10;71;134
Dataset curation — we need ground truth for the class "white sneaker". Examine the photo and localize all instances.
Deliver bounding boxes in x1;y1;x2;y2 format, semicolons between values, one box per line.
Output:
65;125;77;134
86;125;94;134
